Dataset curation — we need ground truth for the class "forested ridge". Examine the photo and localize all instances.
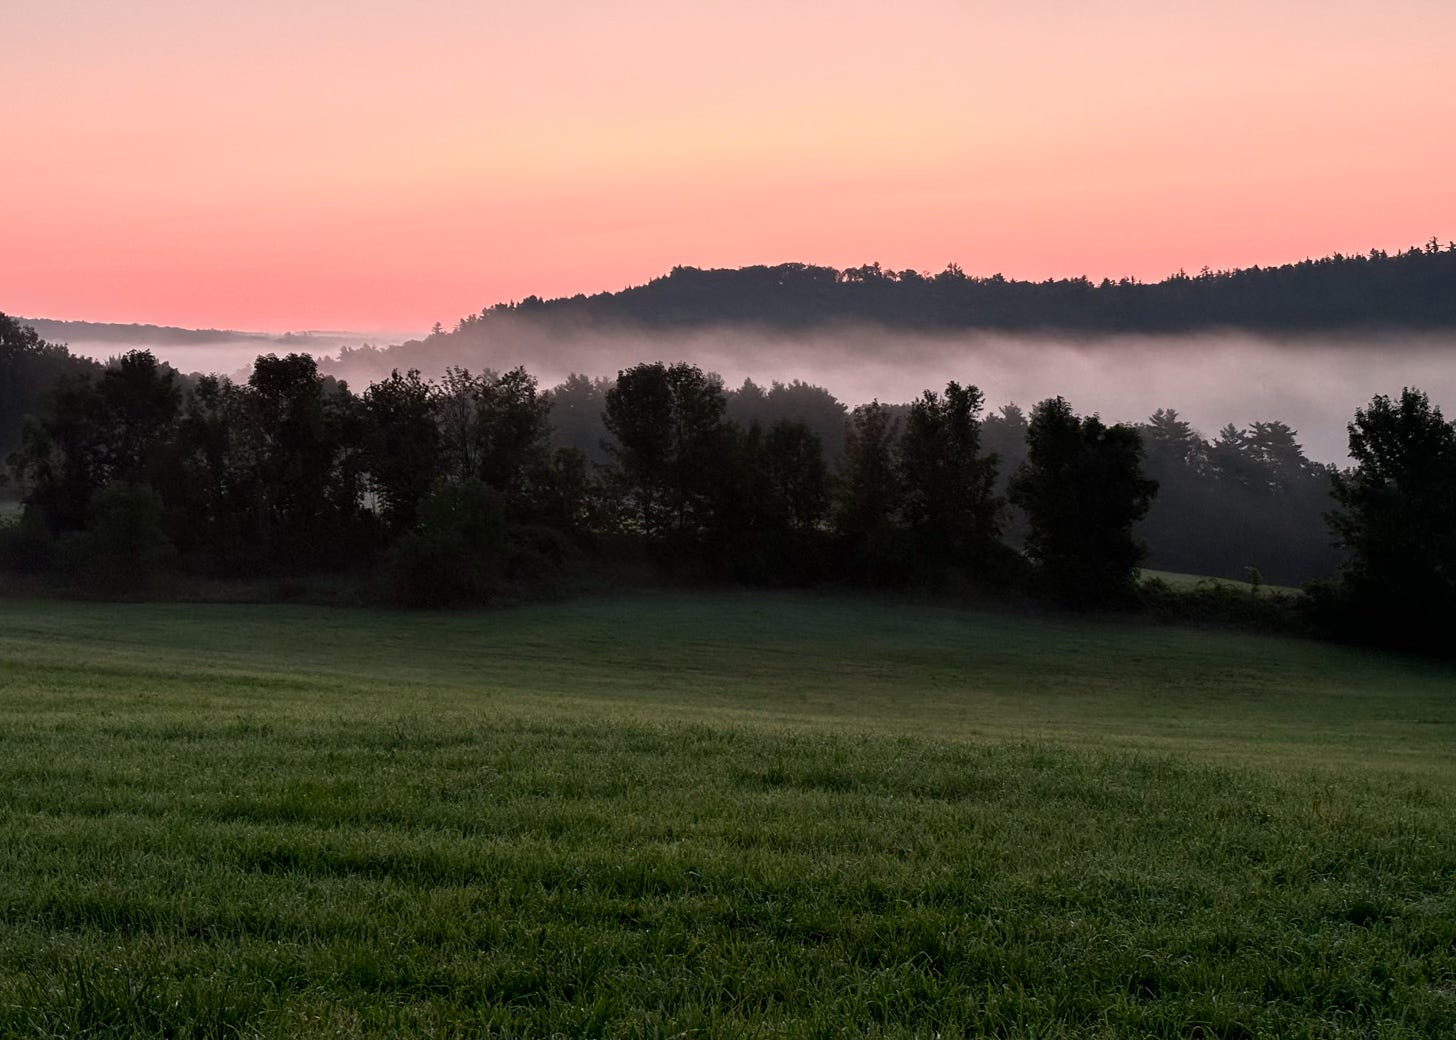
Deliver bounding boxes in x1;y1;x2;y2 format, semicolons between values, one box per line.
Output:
443;241;1456;333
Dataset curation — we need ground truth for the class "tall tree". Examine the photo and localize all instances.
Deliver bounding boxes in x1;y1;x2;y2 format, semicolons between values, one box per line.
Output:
701;419;830;583
10;350;180;533
475;366;553;504
604;362;728;536
435;367;488;482
0;314;99;475
835;401;902;544
243;353;364;566
361;369;439;535
1140;408;1204;474
1327;387;1456;648
1010;397;1157;605
172;374;251;566
897;381;1002;573
545;373;611;463
758;420;829;535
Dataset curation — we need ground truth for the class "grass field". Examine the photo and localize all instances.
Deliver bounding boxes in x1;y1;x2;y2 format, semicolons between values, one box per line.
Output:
1140;568;1305;598
1;593;1454;1038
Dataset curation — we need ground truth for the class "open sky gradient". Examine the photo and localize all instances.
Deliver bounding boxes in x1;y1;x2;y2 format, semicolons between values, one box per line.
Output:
6;0;1454;331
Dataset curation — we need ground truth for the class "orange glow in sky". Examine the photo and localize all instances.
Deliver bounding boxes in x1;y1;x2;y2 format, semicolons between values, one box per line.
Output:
5;0;1454;332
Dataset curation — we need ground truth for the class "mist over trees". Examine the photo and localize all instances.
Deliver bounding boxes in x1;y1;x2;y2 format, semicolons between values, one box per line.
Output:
1136;411;1342;585
6;311;1453;652
306;248;1456;472
0;341;1326;591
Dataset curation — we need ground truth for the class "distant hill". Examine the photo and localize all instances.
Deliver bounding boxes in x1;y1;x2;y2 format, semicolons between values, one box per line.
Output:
18;319;274;348
17;318;358;351
443;241;1456;334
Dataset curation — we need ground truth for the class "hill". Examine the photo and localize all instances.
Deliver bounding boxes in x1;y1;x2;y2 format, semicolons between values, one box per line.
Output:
18;318;277;348
444;241;1456;334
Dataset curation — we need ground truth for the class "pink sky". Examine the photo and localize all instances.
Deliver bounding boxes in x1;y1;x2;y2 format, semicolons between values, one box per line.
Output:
6;0;1454;332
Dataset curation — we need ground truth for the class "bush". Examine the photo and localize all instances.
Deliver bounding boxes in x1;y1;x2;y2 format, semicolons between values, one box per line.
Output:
505;524;578;585
57;484;176;593
384;479;508;607
0;504;54;573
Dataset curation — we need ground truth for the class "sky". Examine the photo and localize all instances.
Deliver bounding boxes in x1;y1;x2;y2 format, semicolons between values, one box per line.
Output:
5;0;1454;332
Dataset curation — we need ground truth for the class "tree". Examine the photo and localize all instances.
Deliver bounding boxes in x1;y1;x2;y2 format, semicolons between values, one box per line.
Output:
1243;420;1322;493
9;350;180;534
897;381;1002;574
1326;387;1456;648
835;401;901;543
1010;397;1157;605
700;419;830;583
172;374;252;567
726;379;849;464
725;377;770;428
243;353;365;566
474;367;553;504
545;373;611;463
759;420;829;534
1207;423;1256;489
94;350;182;484
435;367;488;482
982;403;1029;492
361;369;439;535
604;362;728;536
0;313;99;473
1140;408;1203;474
832;400;906;583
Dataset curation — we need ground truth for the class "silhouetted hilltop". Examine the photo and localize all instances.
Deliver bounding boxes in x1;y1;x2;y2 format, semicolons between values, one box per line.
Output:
450;242;1456;334
16;320;388;358
19;319;274;348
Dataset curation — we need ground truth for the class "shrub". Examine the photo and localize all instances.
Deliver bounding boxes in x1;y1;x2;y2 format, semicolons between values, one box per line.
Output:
0;504;54;573
384;479;508;607
58;484;176;593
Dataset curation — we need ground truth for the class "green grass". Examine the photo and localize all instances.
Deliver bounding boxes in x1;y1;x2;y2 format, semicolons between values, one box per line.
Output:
1141;568;1304;598
1;593;1454;1038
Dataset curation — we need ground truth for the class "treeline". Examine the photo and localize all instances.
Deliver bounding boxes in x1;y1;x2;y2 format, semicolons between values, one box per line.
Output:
5;317;1453;652
528;377;1343;586
1;345;1156;606
441;241;1456;334
1;320;1341;592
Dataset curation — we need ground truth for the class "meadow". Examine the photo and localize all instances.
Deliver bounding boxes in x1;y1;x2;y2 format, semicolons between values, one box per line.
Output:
0;592;1453;1038
1140;569;1304;598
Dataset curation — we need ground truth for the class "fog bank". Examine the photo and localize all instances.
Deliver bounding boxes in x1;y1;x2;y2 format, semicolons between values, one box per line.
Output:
326;324;1456;464
79;320;1456;465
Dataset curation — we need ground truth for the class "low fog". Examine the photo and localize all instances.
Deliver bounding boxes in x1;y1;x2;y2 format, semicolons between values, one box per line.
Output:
60;331;410;385
325;323;1456;464
64;339;281;381
86;322;1456;465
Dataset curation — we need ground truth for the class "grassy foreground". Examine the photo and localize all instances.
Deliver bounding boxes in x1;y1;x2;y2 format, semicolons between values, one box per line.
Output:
1;594;1454;1038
